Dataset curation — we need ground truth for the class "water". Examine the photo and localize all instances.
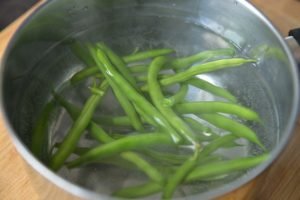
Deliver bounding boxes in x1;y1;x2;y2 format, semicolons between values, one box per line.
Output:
19;15;278;199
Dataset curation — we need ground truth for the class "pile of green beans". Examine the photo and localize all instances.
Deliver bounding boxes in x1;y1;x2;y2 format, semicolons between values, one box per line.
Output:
31;42;269;199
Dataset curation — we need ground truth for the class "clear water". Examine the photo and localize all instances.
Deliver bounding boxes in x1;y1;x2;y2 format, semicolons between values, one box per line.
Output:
19;15;279;199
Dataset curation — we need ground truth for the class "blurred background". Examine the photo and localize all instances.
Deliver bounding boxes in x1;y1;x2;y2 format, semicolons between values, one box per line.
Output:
0;0;38;30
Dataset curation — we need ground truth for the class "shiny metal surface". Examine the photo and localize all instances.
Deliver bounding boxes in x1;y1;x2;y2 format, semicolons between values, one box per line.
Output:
0;0;299;199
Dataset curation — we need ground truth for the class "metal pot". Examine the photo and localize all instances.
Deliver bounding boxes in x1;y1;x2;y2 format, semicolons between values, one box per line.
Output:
1;0;299;199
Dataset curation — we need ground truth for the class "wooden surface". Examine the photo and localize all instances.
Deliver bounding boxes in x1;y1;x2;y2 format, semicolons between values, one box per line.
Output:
0;0;300;199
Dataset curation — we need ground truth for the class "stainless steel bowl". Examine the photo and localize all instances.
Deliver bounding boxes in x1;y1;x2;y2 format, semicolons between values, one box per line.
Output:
0;0;299;199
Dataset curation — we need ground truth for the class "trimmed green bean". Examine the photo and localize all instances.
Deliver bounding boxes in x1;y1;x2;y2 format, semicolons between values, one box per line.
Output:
89;123;115;143
58;98;161;182
97;43;137;87
54;143;90;156
70;67;100;84
187;78;237;103
143;149;188;165
53;92;134;128
133;104;158;126
171;48;236;69
54;96;163;182
175;102;260;121
109;79;144;131
136;74;170;83
163;84;188;107
199;114;264;149
89;44;143;131
199;134;237;157
160;58;256;86
53;90;115;144
70;42;95;67
163;146;200;199
52;91;81;119
148;56;197;144
54;143;139;170
31;100;55;163
123;48;175;63
94;115;132;127
186;154;269;182
183;117;219;141
49;81;109;171
163;135;236;199
90;46;181;143
94;130;164;183
89;127;163;182
128;64;148;73
71;65;148;85
115;154;269;197
66;133;174;168
113;182;162;198
121;152;163;183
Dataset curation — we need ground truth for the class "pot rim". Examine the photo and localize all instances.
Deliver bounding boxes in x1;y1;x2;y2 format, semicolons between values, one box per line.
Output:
0;0;298;199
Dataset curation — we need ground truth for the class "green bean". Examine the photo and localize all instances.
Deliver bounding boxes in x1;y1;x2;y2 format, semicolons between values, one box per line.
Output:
52;91;80;119
128;64;148;73
143;149;188;165
54;143;139;170
90;46;181;143
109;79;144;131
163;135;236;199
70;67;100;84
148;56;197;144
199;114;264;149
160;58;256;86
31;100;55;163
92;130;164;184
53;90;115;144
136;74;170;82
197;154;224;165
92;44;144;131
97;43;137;88
163;84;188;107
70;42;95;67
186;154;269;182
186;78;237;103
171;48;236;69
199;134;237;156
66;133;174;168
183;117;219;141
54;95;163;182
175;102;260;121
93;115;132;127
54;143;90;156
133;104;158;126
49;81;109;171
144;149;225;167
53;92;134;128
70;65;148;85
118;154;269;198
123;48;175;63
121;152;163;183
89;123;115;143
113;181;162;198
57;97;161;182
163;145;200;199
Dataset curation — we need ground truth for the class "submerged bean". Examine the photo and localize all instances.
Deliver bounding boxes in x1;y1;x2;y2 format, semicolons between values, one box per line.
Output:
175;101;260;121
50;81;109;171
199;114;264;149
123;48;175;63
161;58;256;86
